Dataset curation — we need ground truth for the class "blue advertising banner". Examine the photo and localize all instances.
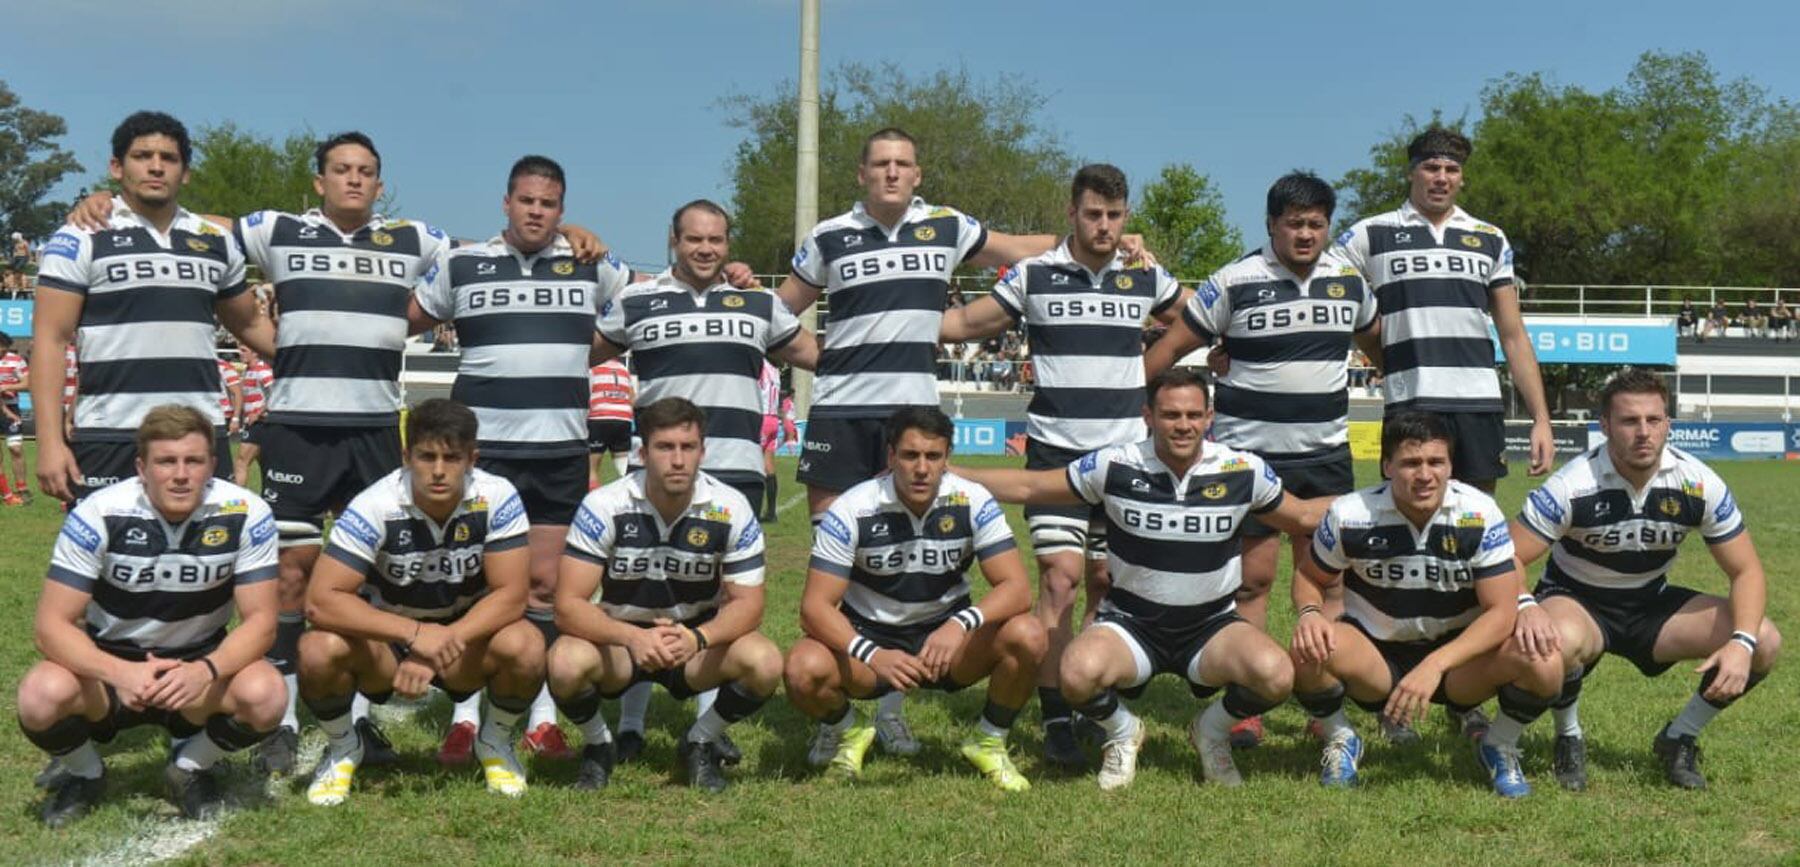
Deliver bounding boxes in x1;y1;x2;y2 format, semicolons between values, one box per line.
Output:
775;419;1012;457
0;300;30;337
1583;421;1799;459
1492;316;1677;365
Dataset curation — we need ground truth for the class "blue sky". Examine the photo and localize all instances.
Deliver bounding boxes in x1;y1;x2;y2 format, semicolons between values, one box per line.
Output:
9;0;1797;272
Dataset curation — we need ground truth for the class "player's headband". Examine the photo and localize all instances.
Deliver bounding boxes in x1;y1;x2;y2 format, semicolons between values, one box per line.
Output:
1409;151;1464;170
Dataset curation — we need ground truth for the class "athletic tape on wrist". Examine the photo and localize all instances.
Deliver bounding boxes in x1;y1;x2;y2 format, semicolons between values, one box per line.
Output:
847;635;879;664
1516;593;1540;611
951;606;985;632
1730;630;1758;653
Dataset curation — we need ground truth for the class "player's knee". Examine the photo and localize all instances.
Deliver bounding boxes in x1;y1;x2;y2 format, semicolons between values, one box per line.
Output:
1235;569;1275;599
1244;647;1294;698
297;630;352;677
490;621;546;672
1058;646;1108;697
1036;564;1080;609
735;633;785;693
16;662;83;727
545;636;596;692
1755;619;1782;670
229;662;287;727
999;615;1049;663
783;642;834;697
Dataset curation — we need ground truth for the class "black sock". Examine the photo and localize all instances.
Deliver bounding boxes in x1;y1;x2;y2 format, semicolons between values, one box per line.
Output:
488;690;533;716
715;682;769;724
558;687;602;725
981;700;1021;731
765;476;778;515
1497;684;1553;725
527;608;559;646
1222;683;1283;719
1075;689;1119;722
1551;664;1586;710
270;612;304;675
1039;686;1072;724
1295;684;1347;719
205;714;274;752
1699;668;1768;710
304;691;355;722
21;715;91;755
821;703;851;726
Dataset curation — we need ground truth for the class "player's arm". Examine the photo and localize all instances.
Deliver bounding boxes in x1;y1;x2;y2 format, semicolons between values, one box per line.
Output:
1388;559;1522;726
803;515;931;689
452;544;529;646
1291;545;1343;664
304;554;422;645
1150;284;1195;326
39;512;184;707
770;326;819;371
776;272;823;315
216;289;277;359
967;232;1059;270
65;193;117;232
146;557;283;712
1144;313;1208;381
1697;521;1768;702
1256;492;1331;538
939;294;1016;343
0;364;25;397
553;554;677;669
558;223;607;263
1352;326;1384;373
950;465;1083;506
225;373;243;431
29;278;83;499
1489;285;1553;476
406;295;443;336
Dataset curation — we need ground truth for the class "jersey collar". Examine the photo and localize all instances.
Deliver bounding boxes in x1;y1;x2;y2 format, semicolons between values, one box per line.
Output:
1043;238;1128;283
1397;198;1469;227
1591;443;1679;484
300;208;388;239
396;467;479;525
850;196;931;236
107;197;201;244
651;267;730;296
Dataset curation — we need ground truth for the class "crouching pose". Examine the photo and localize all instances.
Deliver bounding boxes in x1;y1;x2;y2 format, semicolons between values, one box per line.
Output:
549;398;782;793
1291;412;1562;797
300;399;542;804
784;407;1047;792
20;405;285;826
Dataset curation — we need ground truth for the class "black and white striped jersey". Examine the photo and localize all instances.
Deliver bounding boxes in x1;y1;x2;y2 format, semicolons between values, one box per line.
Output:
47;477;277;658
236;209;452;427
790;198;986;418
1334;201;1516;414
989;241;1182;452
37;201;249;440
565;471;764;626
809;471;1015;628
1067;440;1283;626
598;271;799;484
417;237;629;458
1518;445;1744;592
1312;480;1514;642
1183;248;1376;464
323;467;528;623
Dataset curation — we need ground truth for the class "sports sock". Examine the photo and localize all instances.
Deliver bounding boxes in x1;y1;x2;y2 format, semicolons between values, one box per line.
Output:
174;731;229;772
0;476;11;496
479;694;529;751
687;683;767;744
528;683;558;729
695;687;718;720
23;716;103;779
1551;665;1585;737
351;692;370;725
1198;699;1236;742
618;682;652;733
281;674;301;731
1211;683;1282;740
876;691;905;719
557;687;612;746
307;693;360;760
1487;684;1553;748
1295;685;1353;739
1075;690;1137;741
1665;693;1721;739
1039;686;1072;725
1553;701;1582;737
175;716;270;772
61;742;103;780
453;693;482;727
821;703;855;732
611;454;627;477
976;700;1020;741
273;612;304;728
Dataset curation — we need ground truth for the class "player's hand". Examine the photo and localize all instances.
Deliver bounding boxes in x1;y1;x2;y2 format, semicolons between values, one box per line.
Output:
111;656;182;711
917;621;969;680
1290;610;1337;664
143;658;214;710
1697;639;1754;703
228;417;240;435
1384;659;1444;727
408;623;465;670
561;224;609;264
67;192;115;232
723;262;761;290
1528;419;1555;476
1118;234;1158;268
653;622;698;668
1513;603;1561;661
867;649;930;693
393;659;436;699
627;625;676;671
1206;344;1231;376
36;440;83;503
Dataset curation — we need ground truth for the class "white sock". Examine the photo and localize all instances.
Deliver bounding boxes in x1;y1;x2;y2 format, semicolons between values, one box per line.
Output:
319;710;360;760
976;716;1009;741
695;687;718;719
174;730;230;772
60;742;103;780
281;674;300;730
1665;693;1723;739
453;693;482;727
528;683;558;729
1484;713;1526;748
1553;700;1583;738
1316;710;1353;740
1091;703;1139;741
479;699;525;750
687;707;729;744
578;710;613;746
351;692;370;725
876;691;905;719
1198;699;1235;742
619;682;651;733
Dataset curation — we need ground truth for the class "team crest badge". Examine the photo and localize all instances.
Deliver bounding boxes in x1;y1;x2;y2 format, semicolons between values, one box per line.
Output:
913;225;937;242
1460;235;1483;249
723;294;746;308
454;523;471;542
370;231;395;247
201;526;230;548
1326;282;1346;298
1201;483;1227;500
686;527;710;547
1113;274;1134;291
185;237;211;253
1659;497;1682;517
1442;535;1459;555
938;514;956;533
553;260;575;276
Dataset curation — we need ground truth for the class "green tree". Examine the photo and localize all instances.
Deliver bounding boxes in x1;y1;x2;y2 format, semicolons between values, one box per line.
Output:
179;122;320;217
722;63;1078;273
1125;163;1242;282
0;81;83;240
1333;110;1465;236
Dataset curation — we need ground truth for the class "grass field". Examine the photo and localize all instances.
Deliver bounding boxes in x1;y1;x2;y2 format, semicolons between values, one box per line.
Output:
1;447;1796;866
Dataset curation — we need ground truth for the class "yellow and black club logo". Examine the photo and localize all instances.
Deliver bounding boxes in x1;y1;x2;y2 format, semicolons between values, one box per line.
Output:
1442;535;1459;555
552;260;575;276
938;514;956;533
370;231;395;247
1201;483;1227;500
913;225;937;242
686;527;710;547
185;237;211;253
723;294;746;308
1326;282;1346;298
1113;274;1134;291
454;523;471;542
1460;235;1483;249
1659;497;1682;517
201;526;230;548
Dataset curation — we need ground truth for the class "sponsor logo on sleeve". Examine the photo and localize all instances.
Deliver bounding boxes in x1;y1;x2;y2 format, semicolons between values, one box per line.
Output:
1480;522;1510;552
1336;229;1355;247
1316;514;1337;550
1715;490;1738;523
792;244;810;268
975;498;1003;528
1262;461;1278;484
245;211;265;227
1077;450;1100;475
45;232;81;260
820;511;852;545
249;515;277;546
735;519;762;551
334;509;380;547
1197;280;1220;309
1528;487;1564;524
61;514;102;553
426;224;446;240
573;505;606;542
491;494;524;529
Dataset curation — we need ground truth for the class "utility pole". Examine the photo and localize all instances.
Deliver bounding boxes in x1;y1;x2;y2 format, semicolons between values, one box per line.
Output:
792;0;820;414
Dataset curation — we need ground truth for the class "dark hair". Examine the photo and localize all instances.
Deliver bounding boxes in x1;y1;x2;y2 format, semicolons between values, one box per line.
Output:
671;199;732;238
1599;368;1672;418
1071;164;1129;204
1146;367;1210;409
1266;171;1336;220
111;111;191;165
0;332;12;348
314;131;381;176
136;404;213;457
1380;411;1454;463
507;155;565;196
405;398;479;453
860;127;917;164
637;397;707;441
1407;127;1472;167
884;406;955;451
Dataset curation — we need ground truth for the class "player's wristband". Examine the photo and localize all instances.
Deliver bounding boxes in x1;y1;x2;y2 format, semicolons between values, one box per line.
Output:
1297;604;1324;619
950;606;985;632
1730;630;1758;653
1516;594;1540;611
688;625;709;651
847;635;879;664
199;657;220;682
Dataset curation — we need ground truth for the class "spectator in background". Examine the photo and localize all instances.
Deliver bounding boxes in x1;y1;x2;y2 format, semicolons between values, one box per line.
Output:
1742;298;1768;338
1677;299;1698;337
7;232;29;294
1700;300;1731;342
431;322;458;352
1770;298;1794;341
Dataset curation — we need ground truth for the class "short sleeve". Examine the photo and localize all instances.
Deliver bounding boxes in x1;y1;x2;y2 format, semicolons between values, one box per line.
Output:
414;249;457;322
1698;466;1746;544
766;292;802;349
1248;454;1285;513
969;486;1017;561
1065;447;1113;506
216;230;249;298
323;495;386;574
47;500;108;592
1353;271;1379;332
1488;231;1517;290
1149;265;1183;317
1470;500;1516;579
233;211;277;270
1309;501;1349;573
235;502;280;584
1181;273;1229;341
1518;475;1573;543
722;508;766;587
33;228;92;294
566;494;614;566
807;502;859;579
595;252;632;310
485;486;529;551
952;209;988;264
1332;222;1371;276
596;287;631;346
790;231;827;287
988;264;1028;322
